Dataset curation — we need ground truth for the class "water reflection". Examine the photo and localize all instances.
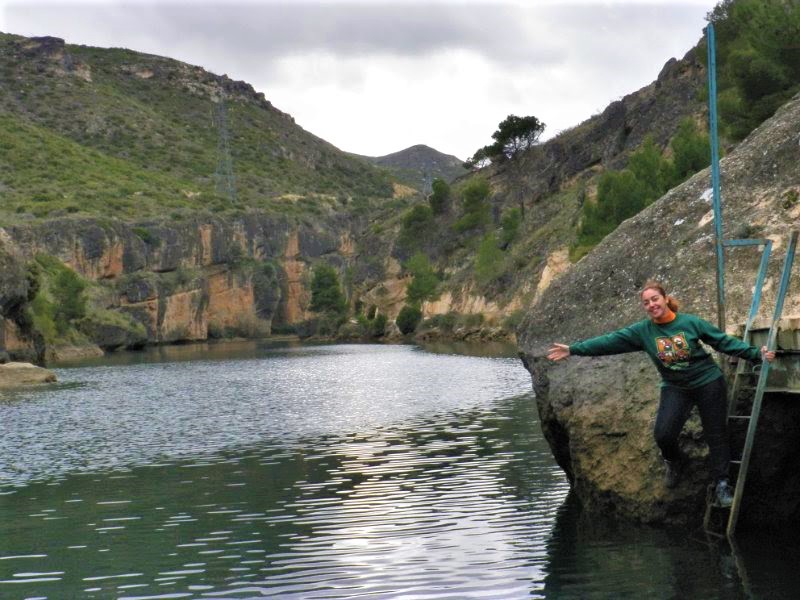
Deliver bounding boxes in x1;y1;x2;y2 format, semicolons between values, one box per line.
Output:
1;344;530;487
1;390;568;598
3;342;798;599
541;492;800;599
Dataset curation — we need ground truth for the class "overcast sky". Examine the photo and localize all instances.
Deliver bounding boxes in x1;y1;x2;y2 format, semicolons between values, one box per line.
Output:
0;1;715;159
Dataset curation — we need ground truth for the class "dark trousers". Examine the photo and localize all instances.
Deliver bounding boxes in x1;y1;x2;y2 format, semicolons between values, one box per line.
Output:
653;376;729;482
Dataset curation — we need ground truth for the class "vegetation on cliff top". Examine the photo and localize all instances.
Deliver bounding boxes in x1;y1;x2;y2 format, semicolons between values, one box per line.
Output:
704;0;800;141
571;119;711;260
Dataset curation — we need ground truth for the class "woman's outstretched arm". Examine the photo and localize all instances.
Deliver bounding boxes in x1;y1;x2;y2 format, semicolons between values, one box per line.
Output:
548;324;644;362
698;318;776;362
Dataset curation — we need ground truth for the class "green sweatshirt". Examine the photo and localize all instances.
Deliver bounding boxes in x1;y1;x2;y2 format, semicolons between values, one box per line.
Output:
569;312;761;389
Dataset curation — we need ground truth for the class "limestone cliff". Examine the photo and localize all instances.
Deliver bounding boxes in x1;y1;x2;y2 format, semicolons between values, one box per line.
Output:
0;214;357;360
517;93;800;527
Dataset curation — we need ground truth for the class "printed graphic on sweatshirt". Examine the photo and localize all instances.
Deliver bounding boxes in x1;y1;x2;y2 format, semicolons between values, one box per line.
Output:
655;333;691;367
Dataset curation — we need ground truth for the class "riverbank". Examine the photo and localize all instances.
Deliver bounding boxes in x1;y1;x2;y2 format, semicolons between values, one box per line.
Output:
48;326;518;367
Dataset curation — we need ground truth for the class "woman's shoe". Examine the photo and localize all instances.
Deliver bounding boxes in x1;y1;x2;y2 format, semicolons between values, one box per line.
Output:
715;479;734;508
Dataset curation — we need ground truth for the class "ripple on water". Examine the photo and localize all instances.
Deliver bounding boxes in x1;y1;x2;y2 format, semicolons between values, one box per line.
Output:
0;344;572;598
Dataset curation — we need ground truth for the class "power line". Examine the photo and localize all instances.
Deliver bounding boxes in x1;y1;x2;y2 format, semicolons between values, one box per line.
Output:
213;94;237;203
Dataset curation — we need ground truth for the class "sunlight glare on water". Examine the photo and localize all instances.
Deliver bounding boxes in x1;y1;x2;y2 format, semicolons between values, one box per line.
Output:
0;343;570;599
2;342;799;598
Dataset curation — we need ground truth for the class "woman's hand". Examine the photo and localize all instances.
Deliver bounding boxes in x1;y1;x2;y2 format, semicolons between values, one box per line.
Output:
761;346;776;362
547;343;571;362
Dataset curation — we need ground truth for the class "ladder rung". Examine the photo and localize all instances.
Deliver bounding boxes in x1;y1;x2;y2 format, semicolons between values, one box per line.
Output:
730;460;742;465
728;415;751;420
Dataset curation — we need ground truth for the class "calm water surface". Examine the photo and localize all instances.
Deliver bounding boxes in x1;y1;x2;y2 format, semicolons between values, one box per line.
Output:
1;341;798;599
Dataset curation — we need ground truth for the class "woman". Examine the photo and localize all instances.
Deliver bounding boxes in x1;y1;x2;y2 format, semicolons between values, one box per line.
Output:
547;280;775;507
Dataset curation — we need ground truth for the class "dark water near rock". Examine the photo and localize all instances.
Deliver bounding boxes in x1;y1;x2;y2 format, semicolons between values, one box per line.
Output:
1;342;798;599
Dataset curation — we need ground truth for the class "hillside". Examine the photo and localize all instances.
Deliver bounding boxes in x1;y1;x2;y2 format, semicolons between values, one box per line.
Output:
0;28;709;364
356;144;467;193
0;33;395;222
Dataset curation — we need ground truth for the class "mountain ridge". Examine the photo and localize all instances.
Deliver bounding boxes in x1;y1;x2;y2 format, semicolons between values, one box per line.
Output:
353;144;467;193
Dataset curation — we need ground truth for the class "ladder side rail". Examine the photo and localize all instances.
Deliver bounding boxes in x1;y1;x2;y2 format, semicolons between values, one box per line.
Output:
722;239;773;416
721;238;774;335
727;231;798;538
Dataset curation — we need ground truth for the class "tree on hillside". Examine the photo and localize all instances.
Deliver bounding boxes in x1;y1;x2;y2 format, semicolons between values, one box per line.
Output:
310;264;346;316
670;118;710;182
490;115;546;160
397;203;435;255
463;147;491;171
465;115;546;168
705;0;800;139
52;268;87;334
428;178;451;215
404;252;441;305
464;114;545;220
453;177;491;232
571;122;710;261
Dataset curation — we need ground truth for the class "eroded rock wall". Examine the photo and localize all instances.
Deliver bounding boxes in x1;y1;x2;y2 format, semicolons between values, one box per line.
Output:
0;213;353;356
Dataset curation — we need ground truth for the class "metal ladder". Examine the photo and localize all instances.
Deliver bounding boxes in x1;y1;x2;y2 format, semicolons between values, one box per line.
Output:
703;231;798;538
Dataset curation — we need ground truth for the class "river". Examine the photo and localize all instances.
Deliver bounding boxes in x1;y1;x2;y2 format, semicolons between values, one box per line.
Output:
1;341;798;599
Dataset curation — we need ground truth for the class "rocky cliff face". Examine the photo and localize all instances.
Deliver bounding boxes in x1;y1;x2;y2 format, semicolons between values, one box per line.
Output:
0;213;359;360
517;92;800;527
490;47;706;205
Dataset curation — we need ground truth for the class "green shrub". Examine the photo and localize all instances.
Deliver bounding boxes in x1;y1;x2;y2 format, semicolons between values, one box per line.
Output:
51;268;87;333
706;0;800;140
782;189;799;210
404;252;440;305
232;313;271;338
453;177;491;232
132;226;159;245
396;305;422;334
503;309;525;330
627;136;670;201
310;263;347;315
398;203;434;251
28;293;57;343
30;255;88;337
370;313;388;337
670;119;710;183
499;207;522;247
422;312;457;332
474;233;506;284
461;313;485;328
429;178;450;214
573;134;682;258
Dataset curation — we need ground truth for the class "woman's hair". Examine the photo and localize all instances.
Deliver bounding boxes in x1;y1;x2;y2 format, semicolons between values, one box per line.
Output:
640;280;680;312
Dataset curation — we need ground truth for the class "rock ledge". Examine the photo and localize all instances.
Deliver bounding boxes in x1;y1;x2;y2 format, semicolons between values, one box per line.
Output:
0;362;57;387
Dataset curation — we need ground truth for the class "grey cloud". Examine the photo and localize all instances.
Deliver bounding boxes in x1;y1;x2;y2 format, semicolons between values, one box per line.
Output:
4;3;709;79
5;3;566;65
2;1;710;156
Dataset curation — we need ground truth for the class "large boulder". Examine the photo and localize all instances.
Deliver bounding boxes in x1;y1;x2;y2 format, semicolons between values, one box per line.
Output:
0;362;56;387
518;92;800;527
